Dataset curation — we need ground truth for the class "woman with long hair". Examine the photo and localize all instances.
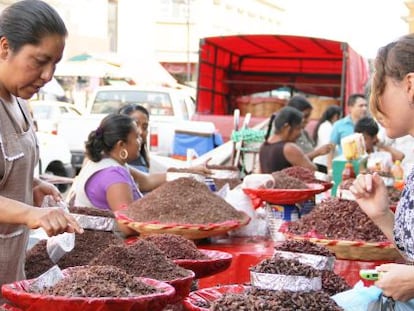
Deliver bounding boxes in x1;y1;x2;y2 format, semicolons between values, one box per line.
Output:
259;106;316;173
351;34;414;305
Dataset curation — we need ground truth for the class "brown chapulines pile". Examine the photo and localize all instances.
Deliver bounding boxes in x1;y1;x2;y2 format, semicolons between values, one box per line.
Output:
271;171;308;189
124;177;245;224
322;269;351;296
69;206;115;218
281;166;316;182
89;239;190;281
274;239;334;257
209;288;342;311
25;230;123;279
142;234;208;260
33;265;158;297
251;255;320;278
287;197;388;242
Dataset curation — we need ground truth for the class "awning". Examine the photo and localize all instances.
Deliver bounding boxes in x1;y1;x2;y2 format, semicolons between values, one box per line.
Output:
196;34;369;115
55;53;177;86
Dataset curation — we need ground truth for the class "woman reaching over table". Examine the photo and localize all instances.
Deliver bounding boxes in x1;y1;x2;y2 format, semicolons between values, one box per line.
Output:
0;0;82;296
350;33;414;305
74;113;210;236
259;106;317;173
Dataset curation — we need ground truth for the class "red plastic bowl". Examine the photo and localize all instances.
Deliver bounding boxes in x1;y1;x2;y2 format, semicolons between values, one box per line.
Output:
166;269;195;303
319;181;333;192
0;304;22;311
173;249;232;279
1;273;176;311
183;284;248;311
243;183;325;205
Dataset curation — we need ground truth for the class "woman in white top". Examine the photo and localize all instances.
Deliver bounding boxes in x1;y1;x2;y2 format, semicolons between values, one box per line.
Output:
313;105;341;173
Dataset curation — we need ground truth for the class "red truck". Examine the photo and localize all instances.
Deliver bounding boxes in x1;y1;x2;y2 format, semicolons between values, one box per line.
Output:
193;34;369;141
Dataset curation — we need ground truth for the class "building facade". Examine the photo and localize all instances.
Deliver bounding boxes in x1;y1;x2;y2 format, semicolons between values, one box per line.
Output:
405;0;414;33
0;0;285;84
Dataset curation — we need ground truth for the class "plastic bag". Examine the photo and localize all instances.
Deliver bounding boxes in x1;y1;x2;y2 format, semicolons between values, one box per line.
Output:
368;296;414;311
41;195;75;264
225;187;267;236
331;281;382;311
242;174;275;189
29;265;64;292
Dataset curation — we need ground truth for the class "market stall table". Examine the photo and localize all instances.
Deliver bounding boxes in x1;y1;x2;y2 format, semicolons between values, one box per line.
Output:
197;236;394;289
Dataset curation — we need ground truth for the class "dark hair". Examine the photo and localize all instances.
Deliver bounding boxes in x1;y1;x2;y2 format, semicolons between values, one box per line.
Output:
85;114;135;162
312;105;342;143
118;104;150;118
354;116;379;137
287;95;313;112
371;34;414;118
347;93;366;107
265;106;303;140
118;104;150;167
0;0;67;54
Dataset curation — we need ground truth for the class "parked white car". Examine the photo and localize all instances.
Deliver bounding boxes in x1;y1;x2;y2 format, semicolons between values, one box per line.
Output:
57;85;214;172
30;100;82;135
34;132;75;192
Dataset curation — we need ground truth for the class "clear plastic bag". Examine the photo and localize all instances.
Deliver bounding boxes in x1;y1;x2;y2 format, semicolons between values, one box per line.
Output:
368;296;414;311
29;265;64;292
41;195;75;264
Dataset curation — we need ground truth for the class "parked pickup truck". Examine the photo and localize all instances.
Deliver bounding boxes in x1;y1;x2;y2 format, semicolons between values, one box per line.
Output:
57;85;216;172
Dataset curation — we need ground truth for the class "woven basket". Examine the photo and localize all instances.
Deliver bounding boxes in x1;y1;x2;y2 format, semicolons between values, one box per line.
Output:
119;212;250;240
284;233;403;261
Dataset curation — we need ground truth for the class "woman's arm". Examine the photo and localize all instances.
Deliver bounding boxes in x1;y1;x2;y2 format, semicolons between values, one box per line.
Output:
105;182;137;237
129;166;166;192
0;195;82;236
306;144;333;161
284;143;317;171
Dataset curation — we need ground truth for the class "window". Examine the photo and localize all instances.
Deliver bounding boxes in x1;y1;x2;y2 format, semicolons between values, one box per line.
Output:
91;90;173;116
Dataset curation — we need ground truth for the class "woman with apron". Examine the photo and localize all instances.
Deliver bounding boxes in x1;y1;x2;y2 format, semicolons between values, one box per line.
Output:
0;0;82;296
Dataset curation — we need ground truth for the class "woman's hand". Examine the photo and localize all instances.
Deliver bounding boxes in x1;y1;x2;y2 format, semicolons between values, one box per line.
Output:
24;207;83;236
376;264;414;301
189;163;212;176
33;179;62;207
188;157;213;176
349;173;389;220
350;172;395;240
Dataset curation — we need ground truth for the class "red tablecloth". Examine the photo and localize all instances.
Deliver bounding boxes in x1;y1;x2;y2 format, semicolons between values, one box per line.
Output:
197;236;394;289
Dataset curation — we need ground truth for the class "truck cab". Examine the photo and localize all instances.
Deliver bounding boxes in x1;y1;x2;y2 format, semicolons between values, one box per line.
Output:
89;85;195;120
58;85;209;172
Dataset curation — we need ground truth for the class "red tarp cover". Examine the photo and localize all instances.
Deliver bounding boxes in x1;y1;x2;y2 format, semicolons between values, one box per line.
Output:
196;34;369;115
